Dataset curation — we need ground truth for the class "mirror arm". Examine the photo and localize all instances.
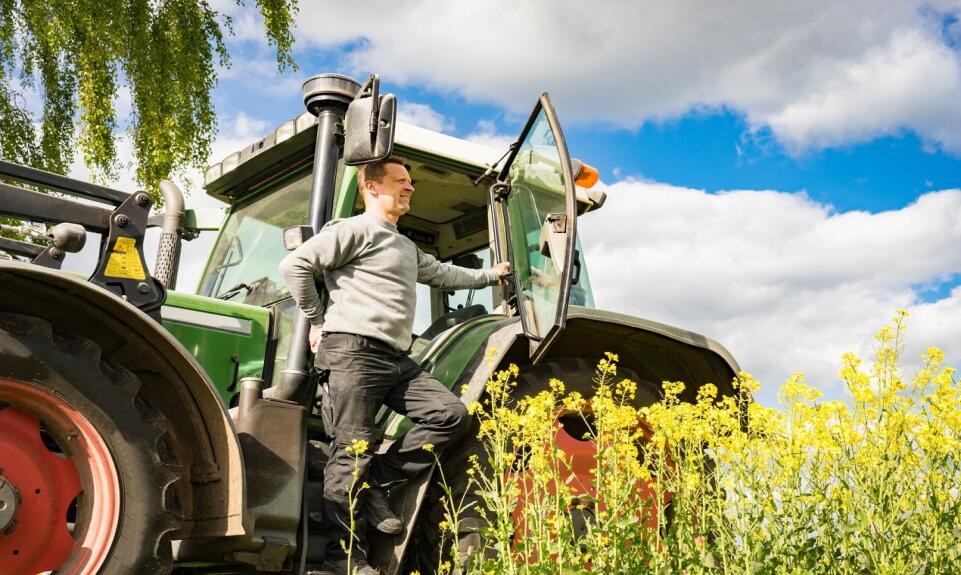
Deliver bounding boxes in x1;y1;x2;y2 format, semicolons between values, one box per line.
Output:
343;74;396;165
472;142;516;187
367;78;380;135
355;73;381;135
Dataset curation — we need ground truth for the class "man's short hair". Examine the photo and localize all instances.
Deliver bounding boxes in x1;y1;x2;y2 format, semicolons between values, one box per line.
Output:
359;157;406;185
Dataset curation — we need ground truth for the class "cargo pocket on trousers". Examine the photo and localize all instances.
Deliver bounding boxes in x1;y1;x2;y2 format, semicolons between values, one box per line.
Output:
320;382;335;439
313;345;335;436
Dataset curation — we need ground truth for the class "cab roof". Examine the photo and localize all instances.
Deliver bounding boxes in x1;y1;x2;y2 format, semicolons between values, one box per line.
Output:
202;110;605;211
202;112;504;203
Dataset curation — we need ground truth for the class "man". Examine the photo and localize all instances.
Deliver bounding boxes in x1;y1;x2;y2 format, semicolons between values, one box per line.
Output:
280;157;511;575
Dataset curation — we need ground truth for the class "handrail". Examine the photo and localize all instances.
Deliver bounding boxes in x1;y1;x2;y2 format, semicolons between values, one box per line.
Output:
0;159;130;205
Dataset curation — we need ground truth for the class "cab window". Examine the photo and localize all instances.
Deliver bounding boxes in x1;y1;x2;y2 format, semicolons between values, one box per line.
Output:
199;168;314;306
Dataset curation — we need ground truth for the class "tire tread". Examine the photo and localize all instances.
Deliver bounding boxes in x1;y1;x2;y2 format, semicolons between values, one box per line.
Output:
0;312;183;574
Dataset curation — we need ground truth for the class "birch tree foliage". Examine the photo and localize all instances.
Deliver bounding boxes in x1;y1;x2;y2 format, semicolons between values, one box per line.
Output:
0;0;297;199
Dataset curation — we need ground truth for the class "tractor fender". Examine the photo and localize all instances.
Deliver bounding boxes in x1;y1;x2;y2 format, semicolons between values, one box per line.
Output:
450;308;742;406
546;306;742;399
456;319;525;406
453;307;742;406
0;260;247;538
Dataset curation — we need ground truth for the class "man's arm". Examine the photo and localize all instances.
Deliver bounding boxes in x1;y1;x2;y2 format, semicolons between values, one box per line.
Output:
279;241;327;329
279;220;361;333
416;250;511;289
279;244;325;350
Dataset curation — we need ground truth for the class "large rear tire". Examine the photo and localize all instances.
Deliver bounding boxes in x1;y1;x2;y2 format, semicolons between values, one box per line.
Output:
0;313;182;575
408;358;656;573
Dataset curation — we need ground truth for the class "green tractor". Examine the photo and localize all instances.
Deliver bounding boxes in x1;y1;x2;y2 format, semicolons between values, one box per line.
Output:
0;73;740;574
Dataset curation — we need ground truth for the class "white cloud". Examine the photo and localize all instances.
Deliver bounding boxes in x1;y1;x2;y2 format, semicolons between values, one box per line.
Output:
760;29;961;154
216;55;304;98
465;120;514;151
285;0;961;154
231;9;271;45
397;102;455;133
212;112;272;158
216;56;279;81
578;180;961;404
208;0;273;46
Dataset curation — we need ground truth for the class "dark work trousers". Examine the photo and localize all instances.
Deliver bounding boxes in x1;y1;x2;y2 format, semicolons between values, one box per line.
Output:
317;332;471;562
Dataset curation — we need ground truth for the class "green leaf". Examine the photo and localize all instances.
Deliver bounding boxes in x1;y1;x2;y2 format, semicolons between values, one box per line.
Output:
0;0;298;203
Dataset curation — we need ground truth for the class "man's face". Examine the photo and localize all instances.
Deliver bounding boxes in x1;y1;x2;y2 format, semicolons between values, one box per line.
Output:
367;162;414;219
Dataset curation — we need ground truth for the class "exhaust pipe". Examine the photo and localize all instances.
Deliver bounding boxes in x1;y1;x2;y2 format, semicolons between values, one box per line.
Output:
267;73;360;403
155;180;185;289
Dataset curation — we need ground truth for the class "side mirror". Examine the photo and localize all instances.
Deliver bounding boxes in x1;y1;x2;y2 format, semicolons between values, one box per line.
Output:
344;74;397;165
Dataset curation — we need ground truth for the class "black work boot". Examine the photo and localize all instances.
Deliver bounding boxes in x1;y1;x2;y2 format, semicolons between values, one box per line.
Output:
367;487;402;534
318;558;379;575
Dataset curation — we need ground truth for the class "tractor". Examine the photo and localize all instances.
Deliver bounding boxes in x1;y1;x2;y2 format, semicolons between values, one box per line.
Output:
0;73;740;574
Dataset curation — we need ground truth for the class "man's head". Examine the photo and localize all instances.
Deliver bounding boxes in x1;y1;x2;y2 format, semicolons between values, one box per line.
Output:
359;157;414;224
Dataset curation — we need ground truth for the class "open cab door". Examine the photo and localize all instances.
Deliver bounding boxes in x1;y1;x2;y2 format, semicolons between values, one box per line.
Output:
493;94;578;363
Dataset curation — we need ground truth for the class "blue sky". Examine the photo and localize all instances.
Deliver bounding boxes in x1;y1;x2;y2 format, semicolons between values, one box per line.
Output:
206;0;961;226
69;1;961;405
218;82;961;220
568;115;961;214
215;49;961;215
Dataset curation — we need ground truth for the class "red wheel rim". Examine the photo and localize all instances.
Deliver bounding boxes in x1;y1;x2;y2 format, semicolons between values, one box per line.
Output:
0;377;120;575
510;405;670;557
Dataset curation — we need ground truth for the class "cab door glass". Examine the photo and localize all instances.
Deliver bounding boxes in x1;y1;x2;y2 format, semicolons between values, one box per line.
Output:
504;103;575;342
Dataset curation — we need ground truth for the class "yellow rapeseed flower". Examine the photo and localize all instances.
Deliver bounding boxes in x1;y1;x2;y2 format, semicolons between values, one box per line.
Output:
346;439;369;455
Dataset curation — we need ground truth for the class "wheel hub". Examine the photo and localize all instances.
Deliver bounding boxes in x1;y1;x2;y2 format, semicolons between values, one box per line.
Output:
0;476;19;532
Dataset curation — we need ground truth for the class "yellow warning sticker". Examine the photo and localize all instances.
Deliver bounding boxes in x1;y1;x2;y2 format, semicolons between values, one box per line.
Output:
104;237;147;280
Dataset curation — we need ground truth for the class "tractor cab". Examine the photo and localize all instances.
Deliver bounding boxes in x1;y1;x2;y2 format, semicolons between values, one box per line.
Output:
198;92;604;388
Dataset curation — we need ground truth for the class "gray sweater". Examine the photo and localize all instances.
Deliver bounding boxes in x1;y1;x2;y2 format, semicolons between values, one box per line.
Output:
279;213;499;351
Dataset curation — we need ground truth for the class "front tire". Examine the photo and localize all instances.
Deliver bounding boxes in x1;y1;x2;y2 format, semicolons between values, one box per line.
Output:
0;313;182;574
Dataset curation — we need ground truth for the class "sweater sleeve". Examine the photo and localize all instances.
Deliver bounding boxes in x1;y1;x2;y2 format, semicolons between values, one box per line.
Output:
279;220;364;327
416;249;500;290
